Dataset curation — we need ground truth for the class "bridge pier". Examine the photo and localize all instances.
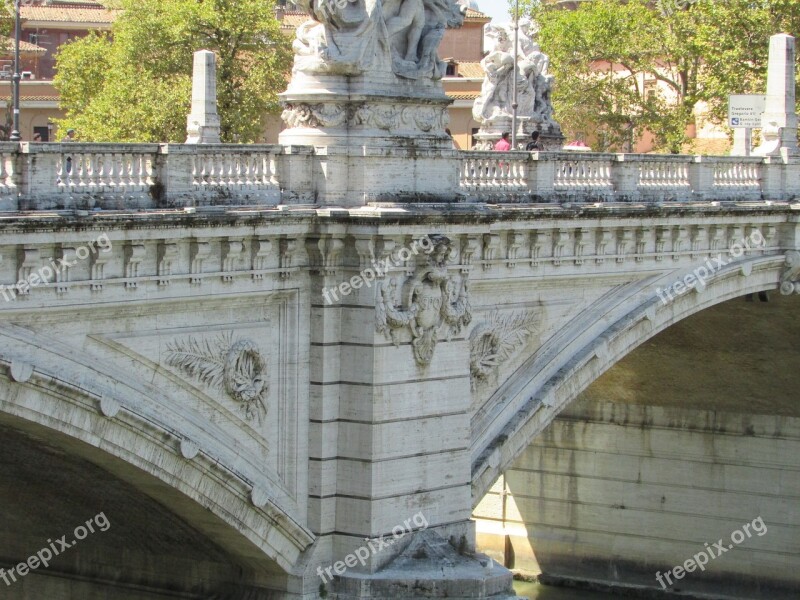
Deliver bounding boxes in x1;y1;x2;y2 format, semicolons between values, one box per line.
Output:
306;232;520;597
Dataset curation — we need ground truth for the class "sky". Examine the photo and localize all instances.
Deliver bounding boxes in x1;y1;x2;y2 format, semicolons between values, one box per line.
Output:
477;0;512;23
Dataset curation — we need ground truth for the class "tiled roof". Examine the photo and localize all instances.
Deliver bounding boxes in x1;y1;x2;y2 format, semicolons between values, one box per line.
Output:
454;61;483;79
280;11;309;30
464;7;490;20
0;95;59;101
446;91;480;100
21;5;119;24
0;37;48;55
279;7;488;30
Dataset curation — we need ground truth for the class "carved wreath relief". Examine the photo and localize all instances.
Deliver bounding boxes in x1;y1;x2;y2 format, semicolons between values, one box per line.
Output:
469;310;539;390
164;333;269;423
376;235;471;366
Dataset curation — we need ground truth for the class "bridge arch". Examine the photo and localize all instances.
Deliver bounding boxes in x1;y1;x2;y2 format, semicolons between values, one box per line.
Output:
0;324;314;580
471;253;791;503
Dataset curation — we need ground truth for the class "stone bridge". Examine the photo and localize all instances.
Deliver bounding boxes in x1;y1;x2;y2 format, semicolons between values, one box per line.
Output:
0;141;798;599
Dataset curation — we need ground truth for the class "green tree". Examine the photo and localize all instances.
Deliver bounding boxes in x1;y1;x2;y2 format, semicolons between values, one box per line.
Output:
54;0;292;143
518;0;800;153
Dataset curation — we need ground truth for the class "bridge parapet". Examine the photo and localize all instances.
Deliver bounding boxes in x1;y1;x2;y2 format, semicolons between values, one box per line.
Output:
10;142;316;211
458;151;795;203
0;142;794;211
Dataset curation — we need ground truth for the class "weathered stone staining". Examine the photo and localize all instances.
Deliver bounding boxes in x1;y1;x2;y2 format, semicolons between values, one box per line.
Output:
186;50;222;144
754;34;798;157
472;18;563;149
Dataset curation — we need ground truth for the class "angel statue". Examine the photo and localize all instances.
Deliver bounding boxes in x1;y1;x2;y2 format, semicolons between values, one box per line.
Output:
385;0;466;79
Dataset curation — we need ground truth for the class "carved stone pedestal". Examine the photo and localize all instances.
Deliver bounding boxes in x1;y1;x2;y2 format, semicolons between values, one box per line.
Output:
279;74;461;205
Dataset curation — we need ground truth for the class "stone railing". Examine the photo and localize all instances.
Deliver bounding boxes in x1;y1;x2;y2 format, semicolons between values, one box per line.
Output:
457;151;798;203
10;143;315;211
0;142;796;211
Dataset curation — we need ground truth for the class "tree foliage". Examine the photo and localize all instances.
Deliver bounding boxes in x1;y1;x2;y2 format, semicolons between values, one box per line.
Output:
54;0;292;142
518;0;800;153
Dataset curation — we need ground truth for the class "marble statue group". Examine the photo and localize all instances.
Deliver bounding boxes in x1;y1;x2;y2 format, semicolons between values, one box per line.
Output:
293;0;466;80
472;18;559;133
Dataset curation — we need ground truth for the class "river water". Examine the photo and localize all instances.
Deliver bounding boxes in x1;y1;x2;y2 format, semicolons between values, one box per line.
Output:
514;581;617;599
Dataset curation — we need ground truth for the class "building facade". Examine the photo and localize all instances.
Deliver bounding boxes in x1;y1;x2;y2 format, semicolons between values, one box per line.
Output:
0;0;116;141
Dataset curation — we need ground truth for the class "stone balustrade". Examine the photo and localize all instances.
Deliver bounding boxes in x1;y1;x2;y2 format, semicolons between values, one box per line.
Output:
0;142;795;211
12;142;315;211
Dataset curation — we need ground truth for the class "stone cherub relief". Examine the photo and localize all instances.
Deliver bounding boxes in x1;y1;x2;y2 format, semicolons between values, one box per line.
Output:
376;235;471;366
293;0;466;80
472;18;558;128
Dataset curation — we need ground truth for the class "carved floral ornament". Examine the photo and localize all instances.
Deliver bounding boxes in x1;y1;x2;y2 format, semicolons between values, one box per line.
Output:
281;102;448;132
164;333;269;424
376;235;471;366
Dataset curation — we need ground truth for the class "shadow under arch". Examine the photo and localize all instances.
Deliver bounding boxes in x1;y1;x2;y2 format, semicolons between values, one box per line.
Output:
471;253;791;503
0;324;314;588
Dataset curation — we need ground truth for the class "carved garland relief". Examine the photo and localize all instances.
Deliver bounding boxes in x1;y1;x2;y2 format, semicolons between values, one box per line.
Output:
282;102;449;132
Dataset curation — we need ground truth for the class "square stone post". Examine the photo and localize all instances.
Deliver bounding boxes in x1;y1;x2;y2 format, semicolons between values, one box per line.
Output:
527;152;556;200
690;156;715;200
303;232;518;598
613;154;641;202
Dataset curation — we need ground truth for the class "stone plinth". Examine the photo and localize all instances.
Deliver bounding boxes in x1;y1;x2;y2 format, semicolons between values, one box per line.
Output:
186;50;221;144
333;530;522;599
279;73;460;205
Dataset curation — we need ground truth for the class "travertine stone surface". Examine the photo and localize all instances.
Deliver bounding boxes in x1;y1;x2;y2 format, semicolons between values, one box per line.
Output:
0;203;796;598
